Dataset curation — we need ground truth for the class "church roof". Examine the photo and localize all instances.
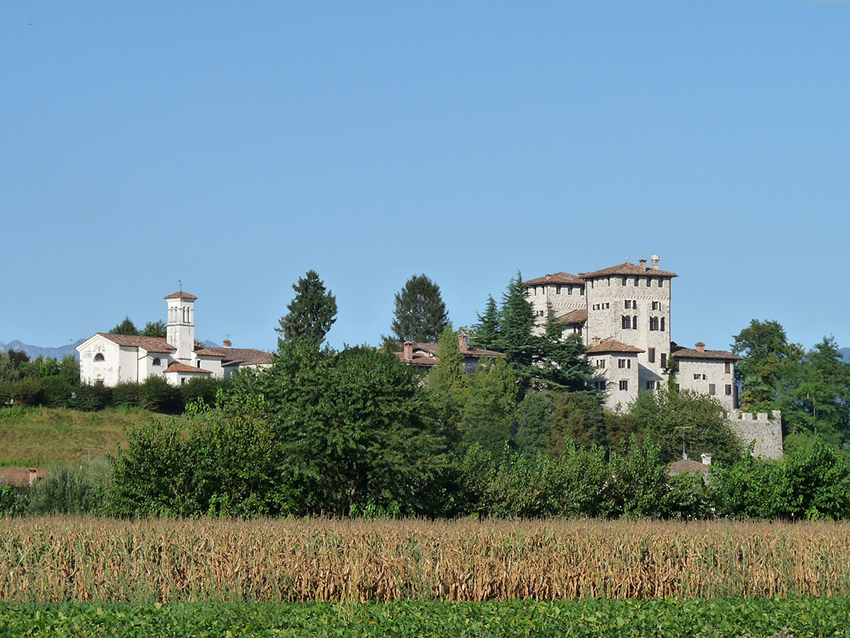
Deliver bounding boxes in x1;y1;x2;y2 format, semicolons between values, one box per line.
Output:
163;362;212;374
524;272;585;286
99;333;176;353
586;338;644;354
164;291;198;300
579;262;678;279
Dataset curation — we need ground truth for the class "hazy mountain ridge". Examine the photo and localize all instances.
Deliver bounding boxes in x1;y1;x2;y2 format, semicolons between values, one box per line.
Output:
0;339;85;360
0;338;221;361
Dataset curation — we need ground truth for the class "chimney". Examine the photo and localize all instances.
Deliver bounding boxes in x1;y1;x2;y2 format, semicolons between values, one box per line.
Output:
651;254;659;270
403;341;413;361
223;339;232;348
696;342;706;353
701;453;712;466
28;468;37;486
639;258;647;271
459;333;469;352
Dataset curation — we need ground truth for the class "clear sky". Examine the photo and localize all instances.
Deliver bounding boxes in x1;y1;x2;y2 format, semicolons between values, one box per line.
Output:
3;2;849;354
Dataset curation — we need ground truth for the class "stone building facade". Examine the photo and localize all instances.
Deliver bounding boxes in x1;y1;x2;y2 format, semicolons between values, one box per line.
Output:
526;254;782;458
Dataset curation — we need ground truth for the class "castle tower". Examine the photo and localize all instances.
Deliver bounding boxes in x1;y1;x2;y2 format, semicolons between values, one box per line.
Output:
165;290;198;364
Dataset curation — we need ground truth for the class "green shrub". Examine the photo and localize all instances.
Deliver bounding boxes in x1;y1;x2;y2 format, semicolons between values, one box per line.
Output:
9;377;43;407
179;377;221;408
26;463;109;515
71;381;112;411
39;376;75;408
111;381;142;408
139;376;182;414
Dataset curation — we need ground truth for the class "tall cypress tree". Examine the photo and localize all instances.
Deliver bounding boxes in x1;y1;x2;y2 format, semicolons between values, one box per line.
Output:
389;274;449;344
276;270;338;348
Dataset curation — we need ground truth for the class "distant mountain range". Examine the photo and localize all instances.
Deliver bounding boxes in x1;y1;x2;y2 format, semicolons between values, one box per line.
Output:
0;338;221;361
0;339;86;360
841;348;850;362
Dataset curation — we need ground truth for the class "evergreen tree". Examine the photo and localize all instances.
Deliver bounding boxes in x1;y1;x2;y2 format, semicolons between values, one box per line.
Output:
110;317;140;336
470;295;500;349
537;303;592;391
388;274;449;345
141;320;167;338
493;272;536;384
276;270;338;348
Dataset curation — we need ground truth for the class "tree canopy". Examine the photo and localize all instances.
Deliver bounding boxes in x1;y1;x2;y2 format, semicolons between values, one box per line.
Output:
388;274;449;346
110;317;140;336
276;270;338;347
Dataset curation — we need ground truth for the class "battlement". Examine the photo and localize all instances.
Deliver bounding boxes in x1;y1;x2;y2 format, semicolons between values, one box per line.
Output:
728;409;783;459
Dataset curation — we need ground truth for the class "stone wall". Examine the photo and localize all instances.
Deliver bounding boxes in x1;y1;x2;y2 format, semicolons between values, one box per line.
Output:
728;409;783;459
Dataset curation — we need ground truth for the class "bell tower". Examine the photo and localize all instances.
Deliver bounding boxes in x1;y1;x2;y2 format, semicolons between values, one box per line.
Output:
165;290;198;364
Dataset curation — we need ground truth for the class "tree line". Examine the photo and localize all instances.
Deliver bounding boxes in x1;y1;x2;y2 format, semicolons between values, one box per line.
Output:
3;270;850;520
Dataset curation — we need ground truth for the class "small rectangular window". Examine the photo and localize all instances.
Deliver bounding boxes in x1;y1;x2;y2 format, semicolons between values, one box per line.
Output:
709;384;716;395
618;359;631;369
725;362;731;374
661;353;667;368
694;374;701;380
660;317;666;332
646;381;655;390
621;276;626;286
652;301;660;310
648;348;656;363
725;384;732;396
619;380;629;391
597;359;606;369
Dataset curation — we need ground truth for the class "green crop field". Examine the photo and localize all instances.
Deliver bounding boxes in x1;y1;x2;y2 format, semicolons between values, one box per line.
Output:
2;598;848;637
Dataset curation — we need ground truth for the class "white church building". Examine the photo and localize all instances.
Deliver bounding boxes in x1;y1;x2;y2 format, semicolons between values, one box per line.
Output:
77;291;272;386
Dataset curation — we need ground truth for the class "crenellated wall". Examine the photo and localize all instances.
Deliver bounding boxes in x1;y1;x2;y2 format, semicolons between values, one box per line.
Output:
728;410;783;459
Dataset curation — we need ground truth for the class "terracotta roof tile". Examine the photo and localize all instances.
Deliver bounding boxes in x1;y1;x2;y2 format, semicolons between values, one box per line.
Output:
164;291;198;300
671;345;740;361
524;272;585;286
586;338;644;354
0;468;48;487
195;347;272;366
163;362;212;374
580;262;677;279
100;333;176;352
557;308;587;324
668;459;710;477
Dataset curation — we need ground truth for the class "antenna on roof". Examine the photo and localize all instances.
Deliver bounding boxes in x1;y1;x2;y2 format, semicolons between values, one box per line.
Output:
178;279;182;293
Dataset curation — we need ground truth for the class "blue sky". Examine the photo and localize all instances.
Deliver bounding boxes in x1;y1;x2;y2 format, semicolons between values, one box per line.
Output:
3;2;849;354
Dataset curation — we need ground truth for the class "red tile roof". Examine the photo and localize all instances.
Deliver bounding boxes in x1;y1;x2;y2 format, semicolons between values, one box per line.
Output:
394;342;503;367
557;308;587;324
586;338;644;354
99;333;176;352
668;459;710;477
524;272;585;286
195;347;272;366
580;262;678;279
0;468;48;487
164;291;198;300
671;345;740;361
163;363;212;374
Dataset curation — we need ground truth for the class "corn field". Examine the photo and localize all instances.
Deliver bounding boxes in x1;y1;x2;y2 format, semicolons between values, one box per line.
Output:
1;517;849;603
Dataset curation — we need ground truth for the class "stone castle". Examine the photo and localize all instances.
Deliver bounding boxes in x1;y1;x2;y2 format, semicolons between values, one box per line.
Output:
525;254;783;459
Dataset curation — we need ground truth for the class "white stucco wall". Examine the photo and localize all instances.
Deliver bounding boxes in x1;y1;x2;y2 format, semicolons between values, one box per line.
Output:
675;358;736;412
78;336;121;385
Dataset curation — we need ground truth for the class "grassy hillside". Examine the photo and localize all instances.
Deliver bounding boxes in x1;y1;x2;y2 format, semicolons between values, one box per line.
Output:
0;406;172;467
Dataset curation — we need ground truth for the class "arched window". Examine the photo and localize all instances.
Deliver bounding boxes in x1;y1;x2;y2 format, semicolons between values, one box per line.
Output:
152;358;161;366
94;353;105;362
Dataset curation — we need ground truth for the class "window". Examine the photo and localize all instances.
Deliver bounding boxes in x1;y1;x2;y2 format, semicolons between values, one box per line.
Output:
693;373;701;380
646;381;656;390
181;378;186;385
621;276;627;286
94;353;105;362
197;361;202;368
725;362;731;374
625;300;631;309
634;277;639;287
556;286;561;295
152;358;161;366
594;380;607;392
649;317;659;331
648;348;655;363
709;384;716;395
659;279;664;288
618;359;631;369
579;288;584;295
619;380;629;391
622;316;631;329
725;384;733;396
660;317;666;332
660;353;667;368
596;359;606;369
652;301;660;310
